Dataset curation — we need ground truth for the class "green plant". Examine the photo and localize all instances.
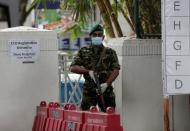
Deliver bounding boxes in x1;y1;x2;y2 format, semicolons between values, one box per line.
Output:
23;0;161;38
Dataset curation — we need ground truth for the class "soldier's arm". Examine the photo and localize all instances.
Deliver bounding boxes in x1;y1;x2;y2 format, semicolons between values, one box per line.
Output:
70;47;90;75
106;69;119;86
106;49;120;86
70;65;89;75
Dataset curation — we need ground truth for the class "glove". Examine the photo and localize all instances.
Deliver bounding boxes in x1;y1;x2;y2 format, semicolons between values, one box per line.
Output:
100;83;108;93
89;70;96;83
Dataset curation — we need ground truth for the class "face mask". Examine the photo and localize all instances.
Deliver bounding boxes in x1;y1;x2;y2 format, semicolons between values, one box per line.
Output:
91;37;103;45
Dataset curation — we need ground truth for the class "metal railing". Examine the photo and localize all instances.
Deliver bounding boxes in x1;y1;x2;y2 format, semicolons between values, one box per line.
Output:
58;51;84;107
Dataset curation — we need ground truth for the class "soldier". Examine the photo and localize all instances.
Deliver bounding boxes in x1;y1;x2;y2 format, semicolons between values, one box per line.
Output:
70;24;120;112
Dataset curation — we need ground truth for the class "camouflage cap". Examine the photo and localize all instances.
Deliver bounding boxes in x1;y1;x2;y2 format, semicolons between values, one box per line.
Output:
89;24;103;35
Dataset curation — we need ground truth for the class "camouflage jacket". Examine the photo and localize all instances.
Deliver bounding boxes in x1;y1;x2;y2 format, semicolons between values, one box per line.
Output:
70;45;120;91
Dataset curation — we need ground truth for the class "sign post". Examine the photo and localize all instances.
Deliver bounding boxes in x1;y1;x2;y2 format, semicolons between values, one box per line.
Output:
162;0;190;131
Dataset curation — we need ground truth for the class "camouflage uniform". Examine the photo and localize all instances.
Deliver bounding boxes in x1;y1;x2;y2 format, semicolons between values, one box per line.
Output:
70;45;120;111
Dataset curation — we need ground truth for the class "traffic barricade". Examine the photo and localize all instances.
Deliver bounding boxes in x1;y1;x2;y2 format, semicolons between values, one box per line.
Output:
61;104;85;131
44;102;64;131
82;106;123;131
32;101;48;131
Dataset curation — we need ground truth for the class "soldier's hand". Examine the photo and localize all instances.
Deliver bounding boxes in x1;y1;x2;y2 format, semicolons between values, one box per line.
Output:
89;70;96;83
100;83;108;93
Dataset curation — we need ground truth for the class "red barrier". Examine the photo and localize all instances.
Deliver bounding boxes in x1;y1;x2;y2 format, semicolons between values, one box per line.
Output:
82;106;123;131
44;102;64;131
61;104;85;131
33;102;123;131
32;101;48;131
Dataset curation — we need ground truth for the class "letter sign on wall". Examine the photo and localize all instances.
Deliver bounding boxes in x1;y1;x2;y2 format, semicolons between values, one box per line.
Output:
163;0;190;95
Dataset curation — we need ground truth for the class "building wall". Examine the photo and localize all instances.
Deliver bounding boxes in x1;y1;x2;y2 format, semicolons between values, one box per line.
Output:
0;0;20;27
0;27;59;131
107;39;190;131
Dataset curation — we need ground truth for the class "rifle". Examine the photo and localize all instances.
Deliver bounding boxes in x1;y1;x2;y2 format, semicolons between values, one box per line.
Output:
94;72;106;112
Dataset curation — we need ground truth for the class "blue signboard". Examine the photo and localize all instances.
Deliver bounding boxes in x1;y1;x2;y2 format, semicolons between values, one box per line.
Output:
58;37;91;50
36;0;61;9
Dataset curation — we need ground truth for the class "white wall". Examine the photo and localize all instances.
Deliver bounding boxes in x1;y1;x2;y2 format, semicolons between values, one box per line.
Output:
107;39;190;131
0;27;59;131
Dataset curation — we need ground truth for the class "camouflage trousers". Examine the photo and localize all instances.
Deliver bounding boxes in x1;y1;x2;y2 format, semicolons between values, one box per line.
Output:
80;87;115;112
